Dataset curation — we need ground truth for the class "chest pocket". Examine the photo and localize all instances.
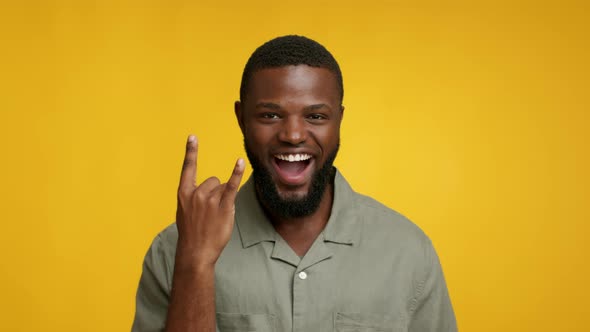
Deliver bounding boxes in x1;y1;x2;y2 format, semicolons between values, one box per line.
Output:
334;312;406;332
216;313;275;332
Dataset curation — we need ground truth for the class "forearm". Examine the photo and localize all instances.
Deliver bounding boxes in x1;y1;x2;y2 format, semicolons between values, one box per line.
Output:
165;260;216;332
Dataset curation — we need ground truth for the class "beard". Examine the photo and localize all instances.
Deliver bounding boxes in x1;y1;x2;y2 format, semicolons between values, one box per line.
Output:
244;140;339;219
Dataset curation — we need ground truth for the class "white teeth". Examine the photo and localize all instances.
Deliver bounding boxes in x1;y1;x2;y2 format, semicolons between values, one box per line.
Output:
275;154;312;162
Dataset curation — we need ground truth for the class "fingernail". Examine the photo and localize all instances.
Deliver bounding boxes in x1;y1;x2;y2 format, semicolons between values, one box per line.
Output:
188;135;196;142
237;158;244;168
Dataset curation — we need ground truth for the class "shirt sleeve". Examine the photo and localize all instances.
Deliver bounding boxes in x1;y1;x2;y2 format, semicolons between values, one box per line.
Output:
131;234;173;332
408;238;458;332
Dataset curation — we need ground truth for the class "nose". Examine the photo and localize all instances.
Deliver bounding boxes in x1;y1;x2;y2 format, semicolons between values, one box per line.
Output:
278;116;307;145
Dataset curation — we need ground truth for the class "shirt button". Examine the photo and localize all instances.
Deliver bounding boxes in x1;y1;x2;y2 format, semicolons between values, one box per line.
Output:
298;271;308;280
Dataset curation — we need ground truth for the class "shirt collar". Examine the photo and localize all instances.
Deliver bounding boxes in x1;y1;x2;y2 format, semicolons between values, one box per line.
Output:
234;175;277;248
234;168;361;249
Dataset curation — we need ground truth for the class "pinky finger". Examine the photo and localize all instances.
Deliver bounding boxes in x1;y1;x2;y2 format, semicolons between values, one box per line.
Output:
220;158;245;211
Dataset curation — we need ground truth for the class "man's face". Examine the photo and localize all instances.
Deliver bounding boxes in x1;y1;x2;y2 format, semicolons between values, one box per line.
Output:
235;65;343;218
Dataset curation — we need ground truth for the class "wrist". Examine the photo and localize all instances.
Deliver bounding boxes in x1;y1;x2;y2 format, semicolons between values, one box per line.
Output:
175;242;217;273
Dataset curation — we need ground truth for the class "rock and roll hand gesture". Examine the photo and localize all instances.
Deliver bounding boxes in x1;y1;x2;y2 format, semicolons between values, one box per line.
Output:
174;135;245;270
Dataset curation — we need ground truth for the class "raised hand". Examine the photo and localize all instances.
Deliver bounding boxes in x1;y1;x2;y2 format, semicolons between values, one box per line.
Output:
175;135;245;270
164;135;244;332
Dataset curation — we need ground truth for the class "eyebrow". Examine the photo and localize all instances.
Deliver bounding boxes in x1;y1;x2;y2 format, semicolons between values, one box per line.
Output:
255;102;282;110
255;102;332;111
304;104;332;111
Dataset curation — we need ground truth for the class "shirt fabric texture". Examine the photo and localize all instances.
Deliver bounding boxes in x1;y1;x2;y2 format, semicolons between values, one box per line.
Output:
132;170;457;332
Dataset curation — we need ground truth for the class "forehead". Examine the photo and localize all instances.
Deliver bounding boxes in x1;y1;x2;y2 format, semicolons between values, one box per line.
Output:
245;65;340;105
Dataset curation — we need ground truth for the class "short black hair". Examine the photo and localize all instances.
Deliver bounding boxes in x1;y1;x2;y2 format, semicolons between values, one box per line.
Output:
239;35;343;103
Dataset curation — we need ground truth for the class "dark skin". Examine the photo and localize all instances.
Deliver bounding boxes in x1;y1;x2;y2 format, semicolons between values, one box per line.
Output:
235;65;344;255
165;65;343;331
166;136;245;332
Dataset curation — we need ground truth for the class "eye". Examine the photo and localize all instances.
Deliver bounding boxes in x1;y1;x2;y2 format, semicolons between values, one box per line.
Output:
261;113;280;120
307;114;326;121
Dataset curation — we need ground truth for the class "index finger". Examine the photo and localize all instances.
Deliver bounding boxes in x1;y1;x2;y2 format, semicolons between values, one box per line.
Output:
179;135;198;192
220;158;245;212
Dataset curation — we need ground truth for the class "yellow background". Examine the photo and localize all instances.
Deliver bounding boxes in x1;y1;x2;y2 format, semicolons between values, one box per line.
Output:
1;1;588;331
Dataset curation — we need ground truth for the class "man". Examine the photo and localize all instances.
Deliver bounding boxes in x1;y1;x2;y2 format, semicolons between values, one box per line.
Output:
132;35;457;332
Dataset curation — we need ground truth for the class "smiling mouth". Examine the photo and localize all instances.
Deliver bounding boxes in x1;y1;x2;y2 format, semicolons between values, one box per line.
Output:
272;153;313;185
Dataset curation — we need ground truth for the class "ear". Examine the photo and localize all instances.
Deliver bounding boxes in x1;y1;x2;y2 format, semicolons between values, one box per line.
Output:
234;101;245;134
339;105;345;124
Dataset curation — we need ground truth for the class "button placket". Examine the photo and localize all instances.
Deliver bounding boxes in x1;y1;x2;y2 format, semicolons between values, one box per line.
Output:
292;235;334;331
292;269;305;332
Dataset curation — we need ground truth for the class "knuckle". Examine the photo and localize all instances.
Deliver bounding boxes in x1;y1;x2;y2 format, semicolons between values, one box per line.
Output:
177;189;191;201
196;189;207;200
182;158;192;170
210;177;220;186
186;142;196;153
207;195;218;205
201;177;218;187
225;182;238;192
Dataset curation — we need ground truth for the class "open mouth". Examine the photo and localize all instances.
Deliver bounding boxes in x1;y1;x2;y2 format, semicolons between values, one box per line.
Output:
272;153;313;186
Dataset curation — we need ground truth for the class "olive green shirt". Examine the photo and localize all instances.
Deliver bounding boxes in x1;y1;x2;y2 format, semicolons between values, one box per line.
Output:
132;171;457;331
